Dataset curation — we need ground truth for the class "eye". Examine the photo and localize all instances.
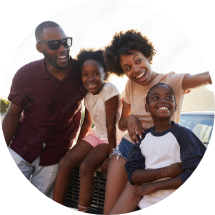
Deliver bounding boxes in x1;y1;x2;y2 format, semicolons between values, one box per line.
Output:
125;67;131;72
167;96;173;100
153;96;159;100
82;73;88;76
94;72;100;76
137;59;141;63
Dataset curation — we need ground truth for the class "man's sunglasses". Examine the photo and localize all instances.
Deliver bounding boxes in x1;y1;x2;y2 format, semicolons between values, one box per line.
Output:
38;37;72;50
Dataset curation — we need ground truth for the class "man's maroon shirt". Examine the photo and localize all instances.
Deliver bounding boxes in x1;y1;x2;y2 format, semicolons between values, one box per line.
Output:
8;57;86;166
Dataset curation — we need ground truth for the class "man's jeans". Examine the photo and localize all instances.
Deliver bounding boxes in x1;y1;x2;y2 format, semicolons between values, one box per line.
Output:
9;147;59;199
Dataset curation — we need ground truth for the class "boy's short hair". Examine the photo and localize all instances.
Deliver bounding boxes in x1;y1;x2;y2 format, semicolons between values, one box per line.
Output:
104;29;157;77
76;48;107;73
35;21;60;41
146;83;176;104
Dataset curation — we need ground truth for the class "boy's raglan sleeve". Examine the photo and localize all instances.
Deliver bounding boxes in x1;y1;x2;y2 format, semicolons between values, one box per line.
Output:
177;127;207;183
125;142;146;185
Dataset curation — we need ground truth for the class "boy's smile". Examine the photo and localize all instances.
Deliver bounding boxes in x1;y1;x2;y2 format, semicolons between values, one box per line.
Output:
145;84;177;119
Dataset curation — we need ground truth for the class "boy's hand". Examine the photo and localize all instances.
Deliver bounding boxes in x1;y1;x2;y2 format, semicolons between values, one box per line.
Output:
133;183;157;197
101;158;110;174
166;162;184;178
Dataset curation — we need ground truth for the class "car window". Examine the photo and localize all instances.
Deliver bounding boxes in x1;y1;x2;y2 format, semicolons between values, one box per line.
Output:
180;115;214;146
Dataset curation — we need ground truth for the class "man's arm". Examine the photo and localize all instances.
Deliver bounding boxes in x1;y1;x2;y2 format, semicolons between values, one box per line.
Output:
2;102;23;146
182;72;212;90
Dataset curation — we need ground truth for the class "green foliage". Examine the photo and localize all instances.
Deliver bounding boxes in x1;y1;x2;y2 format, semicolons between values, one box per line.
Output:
0;98;10;114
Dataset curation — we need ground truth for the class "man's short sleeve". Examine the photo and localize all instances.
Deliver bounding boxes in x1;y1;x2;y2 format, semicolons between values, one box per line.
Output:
124;79;131;104
8;69;29;107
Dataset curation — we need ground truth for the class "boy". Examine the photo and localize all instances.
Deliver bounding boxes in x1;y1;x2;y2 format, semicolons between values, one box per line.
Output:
125;83;206;209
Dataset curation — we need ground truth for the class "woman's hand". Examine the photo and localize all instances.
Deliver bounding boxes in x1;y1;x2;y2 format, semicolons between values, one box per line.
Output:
126;114;144;143
101;157;110;174
133;183;157;197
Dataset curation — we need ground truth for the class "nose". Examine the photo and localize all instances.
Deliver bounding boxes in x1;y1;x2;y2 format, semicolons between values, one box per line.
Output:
58;42;67;52
87;75;95;82
133;65;140;75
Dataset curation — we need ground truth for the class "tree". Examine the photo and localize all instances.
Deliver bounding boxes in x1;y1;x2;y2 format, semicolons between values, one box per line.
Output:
0;98;10;114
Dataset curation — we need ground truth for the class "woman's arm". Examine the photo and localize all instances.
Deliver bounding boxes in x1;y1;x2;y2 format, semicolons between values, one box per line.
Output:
118;102;144;143
76;107;92;142
182;71;212;90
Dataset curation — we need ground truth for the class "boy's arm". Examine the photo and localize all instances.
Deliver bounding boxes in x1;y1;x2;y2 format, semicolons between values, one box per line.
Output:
133;176;183;197
182;72;212;90
125;143;184;185
76;107;92;142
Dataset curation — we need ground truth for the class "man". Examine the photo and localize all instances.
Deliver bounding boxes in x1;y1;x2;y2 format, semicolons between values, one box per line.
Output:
2;21;86;198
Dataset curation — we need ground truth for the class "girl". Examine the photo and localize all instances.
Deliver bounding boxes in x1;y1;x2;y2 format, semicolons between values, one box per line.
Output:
103;30;212;214
53;49;124;212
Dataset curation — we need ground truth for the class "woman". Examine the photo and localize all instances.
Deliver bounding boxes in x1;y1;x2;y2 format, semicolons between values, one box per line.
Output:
103;29;212;214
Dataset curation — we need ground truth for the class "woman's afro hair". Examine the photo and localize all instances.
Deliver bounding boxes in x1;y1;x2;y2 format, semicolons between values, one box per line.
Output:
75;48;107;73
104;29;157;77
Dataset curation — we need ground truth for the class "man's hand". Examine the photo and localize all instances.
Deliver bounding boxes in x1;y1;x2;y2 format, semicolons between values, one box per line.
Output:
101;157;110;174
133;183;157;197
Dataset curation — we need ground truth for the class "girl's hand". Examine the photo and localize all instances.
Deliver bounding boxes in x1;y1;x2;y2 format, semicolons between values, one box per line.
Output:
127;114;144;143
133;183;157;197
101;157;110;174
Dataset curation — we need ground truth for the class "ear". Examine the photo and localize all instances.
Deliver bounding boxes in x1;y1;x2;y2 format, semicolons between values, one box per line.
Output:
145;103;150;113
175;103;177;112
104;72;109;80
36;42;43;53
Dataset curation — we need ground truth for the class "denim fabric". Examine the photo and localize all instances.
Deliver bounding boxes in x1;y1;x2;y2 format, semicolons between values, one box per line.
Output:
110;138;134;160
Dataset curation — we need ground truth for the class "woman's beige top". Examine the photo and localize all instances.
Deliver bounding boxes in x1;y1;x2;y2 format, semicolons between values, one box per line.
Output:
123;72;189;142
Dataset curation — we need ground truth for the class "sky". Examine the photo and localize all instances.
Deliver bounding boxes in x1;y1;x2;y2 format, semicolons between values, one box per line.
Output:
0;0;214;100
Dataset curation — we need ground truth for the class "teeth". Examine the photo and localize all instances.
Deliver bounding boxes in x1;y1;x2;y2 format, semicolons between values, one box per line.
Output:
89;84;96;87
136;71;146;79
58;56;66;59
158;107;168;110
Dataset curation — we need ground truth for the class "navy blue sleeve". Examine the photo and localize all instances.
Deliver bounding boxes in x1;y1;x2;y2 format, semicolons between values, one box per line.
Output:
173;125;207;183
125;132;146;185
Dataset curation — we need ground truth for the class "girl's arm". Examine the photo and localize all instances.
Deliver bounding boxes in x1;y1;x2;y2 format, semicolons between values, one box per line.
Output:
105;95;119;155
118;102;144;143
101;95;119;173
77;107;92;142
182;71;212;90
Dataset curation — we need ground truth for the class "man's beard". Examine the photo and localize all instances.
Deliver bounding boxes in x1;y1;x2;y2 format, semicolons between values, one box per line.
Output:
43;51;70;70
